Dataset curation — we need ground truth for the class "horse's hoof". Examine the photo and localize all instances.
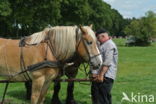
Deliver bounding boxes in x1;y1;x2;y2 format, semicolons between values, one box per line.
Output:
51;98;62;104
66;99;77;104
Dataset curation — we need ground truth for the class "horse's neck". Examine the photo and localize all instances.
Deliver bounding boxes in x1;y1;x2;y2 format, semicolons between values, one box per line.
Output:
50;31;77;61
52;42;76;61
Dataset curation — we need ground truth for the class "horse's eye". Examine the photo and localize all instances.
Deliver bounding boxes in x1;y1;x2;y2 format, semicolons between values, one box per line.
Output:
87;41;93;45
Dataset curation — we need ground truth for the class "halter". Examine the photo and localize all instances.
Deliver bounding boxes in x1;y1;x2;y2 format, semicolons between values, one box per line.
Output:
75;27;101;67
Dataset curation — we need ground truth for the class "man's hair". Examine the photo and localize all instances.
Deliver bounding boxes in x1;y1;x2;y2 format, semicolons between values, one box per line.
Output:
96;28;108;37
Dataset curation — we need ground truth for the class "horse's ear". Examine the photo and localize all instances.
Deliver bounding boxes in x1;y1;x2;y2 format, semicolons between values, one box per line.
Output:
79;25;87;35
89;24;93;29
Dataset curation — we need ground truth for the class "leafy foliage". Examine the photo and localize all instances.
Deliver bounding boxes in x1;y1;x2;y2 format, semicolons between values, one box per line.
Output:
0;0;125;38
124;11;156;46
0;0;12;16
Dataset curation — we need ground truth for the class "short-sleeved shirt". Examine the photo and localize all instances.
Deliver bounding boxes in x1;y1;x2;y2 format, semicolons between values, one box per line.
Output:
91;39;118;80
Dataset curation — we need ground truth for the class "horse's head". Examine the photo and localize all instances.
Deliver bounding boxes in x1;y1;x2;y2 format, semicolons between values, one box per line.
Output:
77;25;103;69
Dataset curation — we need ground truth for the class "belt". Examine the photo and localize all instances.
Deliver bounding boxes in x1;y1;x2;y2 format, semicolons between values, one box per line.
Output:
105;77;114;82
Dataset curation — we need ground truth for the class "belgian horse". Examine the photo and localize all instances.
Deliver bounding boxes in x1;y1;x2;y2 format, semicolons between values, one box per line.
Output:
0;26;102;104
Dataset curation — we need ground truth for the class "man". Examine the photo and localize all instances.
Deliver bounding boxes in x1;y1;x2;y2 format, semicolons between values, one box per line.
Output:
91;28;118;104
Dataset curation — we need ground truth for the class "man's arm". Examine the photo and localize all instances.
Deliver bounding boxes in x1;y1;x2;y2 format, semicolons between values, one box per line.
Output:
95;47;114;82
93;66;109;82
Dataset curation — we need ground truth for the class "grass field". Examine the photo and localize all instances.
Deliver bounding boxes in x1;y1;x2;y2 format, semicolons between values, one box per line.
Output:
0;39;156;104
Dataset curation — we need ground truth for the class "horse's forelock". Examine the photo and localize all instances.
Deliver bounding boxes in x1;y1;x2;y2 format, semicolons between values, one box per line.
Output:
83;26;96;40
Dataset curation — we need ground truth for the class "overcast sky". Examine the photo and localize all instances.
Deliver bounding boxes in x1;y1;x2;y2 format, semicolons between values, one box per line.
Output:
103;0;156;18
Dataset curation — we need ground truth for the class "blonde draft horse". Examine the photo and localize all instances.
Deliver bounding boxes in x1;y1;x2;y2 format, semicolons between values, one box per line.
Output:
0;25;102;104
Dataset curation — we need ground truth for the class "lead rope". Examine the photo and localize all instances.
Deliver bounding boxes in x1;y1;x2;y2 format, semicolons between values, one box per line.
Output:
79;62;91;86
20;47;28;80
20;46;31;81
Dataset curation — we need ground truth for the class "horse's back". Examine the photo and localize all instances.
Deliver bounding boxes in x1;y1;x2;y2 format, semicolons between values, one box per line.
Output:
0;38;47;81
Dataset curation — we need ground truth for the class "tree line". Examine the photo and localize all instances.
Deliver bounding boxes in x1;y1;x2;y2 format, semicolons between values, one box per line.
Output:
1;0;156;46
0;0;126;38
124;11;156;46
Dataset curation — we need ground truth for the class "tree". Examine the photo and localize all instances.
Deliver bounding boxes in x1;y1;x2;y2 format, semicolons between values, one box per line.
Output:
124;11;156;46
88;0;124;36
0;0;62;38
110;9;124;36
59;0;92;25
88;0;112;30
0;0;12;16
0;0;125;38
0;0;12;37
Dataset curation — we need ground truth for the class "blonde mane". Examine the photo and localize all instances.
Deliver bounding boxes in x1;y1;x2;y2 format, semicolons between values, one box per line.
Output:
48;26;78;60
26;26;96;60
28;28;50;44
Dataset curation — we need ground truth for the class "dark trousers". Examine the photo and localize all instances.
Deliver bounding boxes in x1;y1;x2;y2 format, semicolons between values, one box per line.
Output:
91;77;114;104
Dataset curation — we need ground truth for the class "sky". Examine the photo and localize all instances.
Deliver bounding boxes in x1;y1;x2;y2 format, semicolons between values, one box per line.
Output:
103;0;156;18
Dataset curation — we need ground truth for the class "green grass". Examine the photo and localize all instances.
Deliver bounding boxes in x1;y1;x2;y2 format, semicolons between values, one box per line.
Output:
1;39;156;104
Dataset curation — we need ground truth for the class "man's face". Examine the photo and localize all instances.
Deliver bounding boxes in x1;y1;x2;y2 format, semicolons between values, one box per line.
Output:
97;33;109;43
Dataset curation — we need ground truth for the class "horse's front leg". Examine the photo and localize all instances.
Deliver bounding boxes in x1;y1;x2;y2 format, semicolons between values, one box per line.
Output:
66;69;78;104
31;68;59;104
51;81;62;104
25;81;32;100
36;78;51;104
31;76;45;104
66;81;77;104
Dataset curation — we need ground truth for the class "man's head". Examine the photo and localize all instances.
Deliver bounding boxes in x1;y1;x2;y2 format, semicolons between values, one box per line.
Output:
96;28;110;44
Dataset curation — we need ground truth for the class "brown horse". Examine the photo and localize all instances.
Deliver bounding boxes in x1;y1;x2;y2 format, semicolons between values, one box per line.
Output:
0;26;102;104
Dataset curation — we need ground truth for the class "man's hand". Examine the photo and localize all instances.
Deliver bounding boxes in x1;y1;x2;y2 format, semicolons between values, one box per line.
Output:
90;74;98;81
96;75;105;82
90;74;105;82
91;66;109;82
93;75;105;82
